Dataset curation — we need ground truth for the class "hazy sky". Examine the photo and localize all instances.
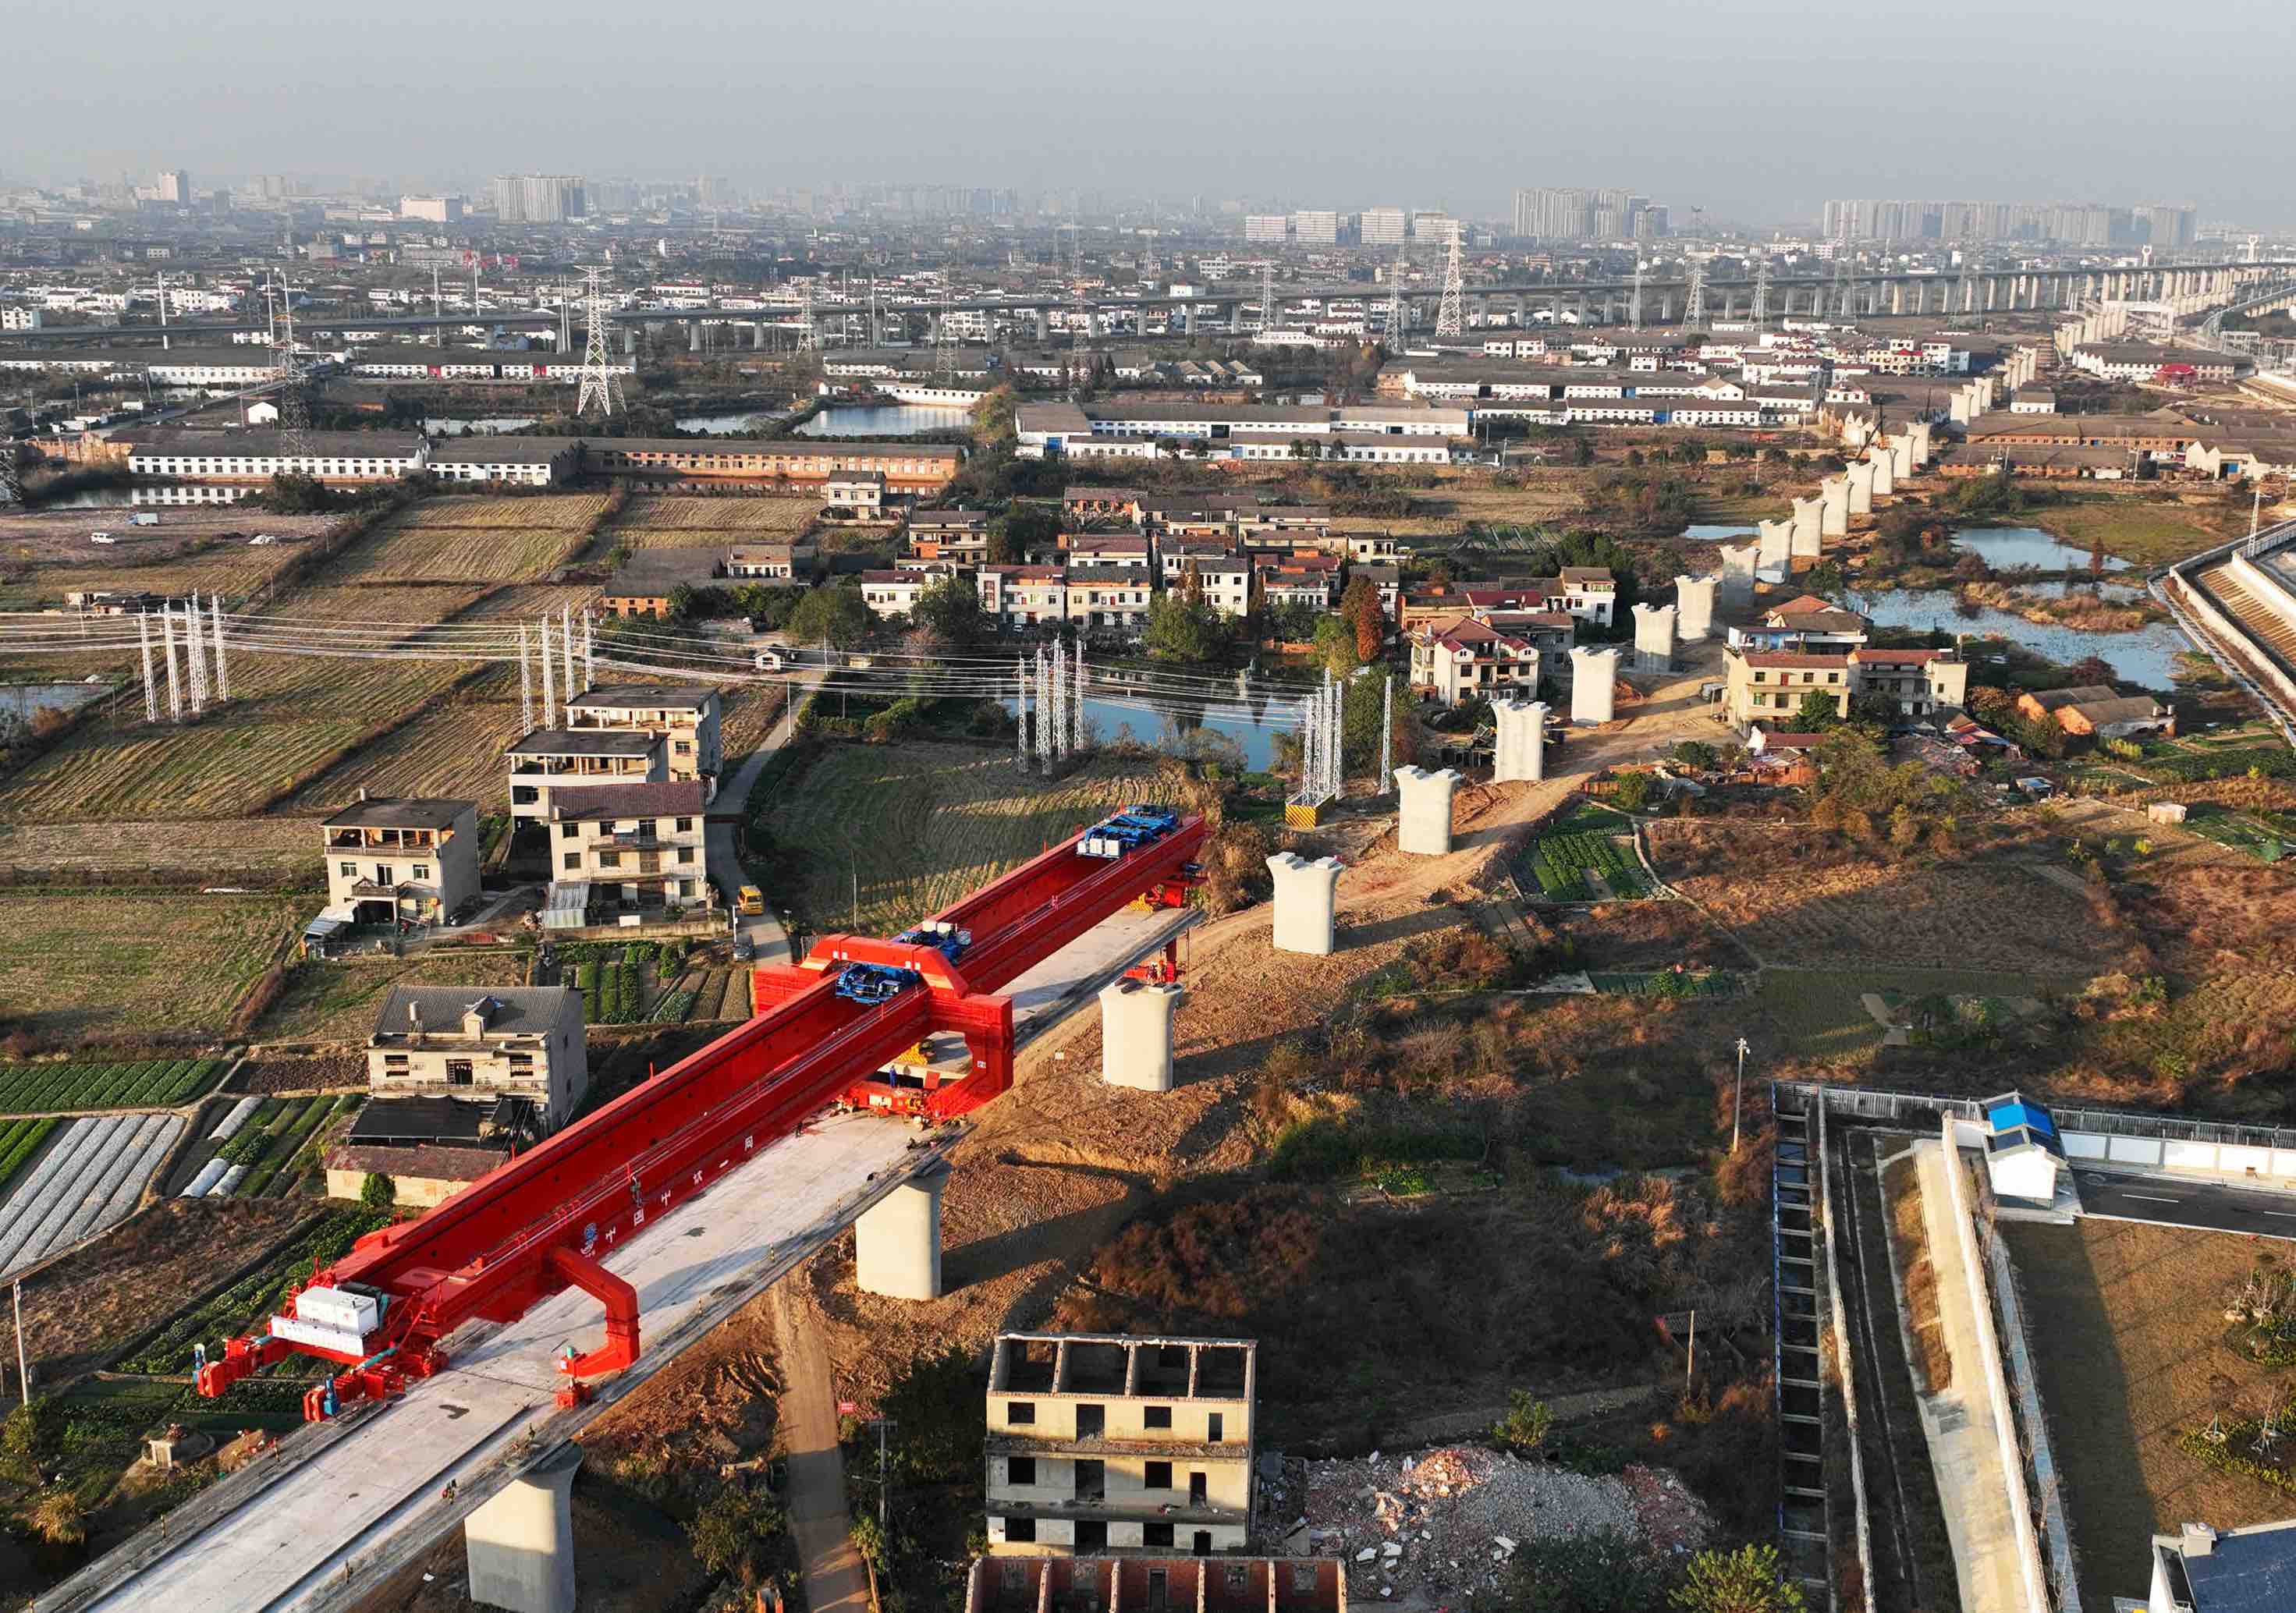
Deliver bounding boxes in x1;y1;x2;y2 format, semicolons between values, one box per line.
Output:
16;0;2296;228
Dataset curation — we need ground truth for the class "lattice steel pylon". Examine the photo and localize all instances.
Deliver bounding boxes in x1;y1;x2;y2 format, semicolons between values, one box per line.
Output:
1258;260;1276;334
139;611;157;723
576;266;622;418
270;271;312;456
1684;261;1709;328
1752;253;1772;330
797;282;818;351
935;282;956;378
1831;250;1852;319
1434;224;1464;339
1629;259;1645;332
1383;238;1409;347
209;594;229;701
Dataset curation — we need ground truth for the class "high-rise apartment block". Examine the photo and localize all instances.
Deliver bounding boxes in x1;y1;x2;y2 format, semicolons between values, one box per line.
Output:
492;174;587;224
1289;211;1338;246
1511;187;1661;242
1243;214;1288;244
156;169;190;204
985;1331;1258;1557
399;196;466;225
1358;207;1407;247
1821;197;2196;247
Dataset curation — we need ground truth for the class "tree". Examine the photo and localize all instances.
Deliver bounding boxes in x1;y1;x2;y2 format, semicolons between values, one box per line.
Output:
1503;1531;1673;1613
1340;576;1384;664
990;503;1061;566
1669;1545;1805;1613
876;1344;985;1484
786;583;872;650
1311;613;1361;678
1794;690;1843;729
1671;740;1719;771
665;583;696;621
1143;593;1229;663
686;1484;787;1586
360;1172;396;1211
1490;1389;1553;1455
1612;771;1655;813
911;576;989;647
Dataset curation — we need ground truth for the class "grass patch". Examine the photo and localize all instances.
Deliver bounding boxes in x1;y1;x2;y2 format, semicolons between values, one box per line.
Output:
1880;1155;1951;1393
2035;495;2238;568
0;894;303;1037
1754;967;2074;1064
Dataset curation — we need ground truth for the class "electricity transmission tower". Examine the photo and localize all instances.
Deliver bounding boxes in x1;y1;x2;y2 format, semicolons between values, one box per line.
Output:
1256;260;1276;334
1629;260;1645;332
0;440;21;506
1830;251;1852;319
577;267;622;417
935;283;956;378
797;282;817;351
1383;238;1409;346
270;271;311;455
1684;261;1709;328
1752;253;1772;330
1435;223;1464;338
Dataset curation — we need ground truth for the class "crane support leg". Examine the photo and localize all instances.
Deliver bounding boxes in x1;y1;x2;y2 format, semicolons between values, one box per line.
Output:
546;1244;641;1384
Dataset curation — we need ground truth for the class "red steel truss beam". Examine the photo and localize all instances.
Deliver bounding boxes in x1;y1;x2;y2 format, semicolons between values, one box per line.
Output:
198;813;1205;1410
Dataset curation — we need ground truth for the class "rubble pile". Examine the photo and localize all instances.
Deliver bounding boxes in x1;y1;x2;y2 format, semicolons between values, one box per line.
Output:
1285;1445;1709;1599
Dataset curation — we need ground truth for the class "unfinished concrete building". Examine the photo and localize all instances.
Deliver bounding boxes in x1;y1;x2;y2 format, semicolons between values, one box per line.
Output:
964;1555;1346;1613
985;1333;1258;1558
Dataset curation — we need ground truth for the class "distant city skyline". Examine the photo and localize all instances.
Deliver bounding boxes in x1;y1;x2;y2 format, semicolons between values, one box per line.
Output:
9;0;2296;230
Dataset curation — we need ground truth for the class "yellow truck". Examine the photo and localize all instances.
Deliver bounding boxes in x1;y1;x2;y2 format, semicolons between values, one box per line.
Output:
736;885;765;916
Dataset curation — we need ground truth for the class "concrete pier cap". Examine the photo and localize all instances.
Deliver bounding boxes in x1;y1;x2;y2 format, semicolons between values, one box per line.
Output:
467;1443;584;1613
1673;574;1719;642
1100;977;1184;1092
1790;496;1823;555
855;1161;949;1301
1631;601;1677;675
1492;698;1548;783
1755;518;1793;570
1569;645;1620;725
1716;544;1758;601
1266;852;1342;956
1887;435;1914;480
1865;444;1895;496
1393;765;1462;856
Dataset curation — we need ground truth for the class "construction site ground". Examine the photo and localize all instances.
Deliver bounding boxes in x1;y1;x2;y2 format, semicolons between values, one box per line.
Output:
771;650;1739;1416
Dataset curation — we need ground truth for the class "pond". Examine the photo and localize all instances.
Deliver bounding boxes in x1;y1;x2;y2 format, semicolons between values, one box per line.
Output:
1684;523;1758;541
1847;587;2189;689
675;410;792;435
1954;525;2131;573
423;417;538;435
999;680;1314;771
0;682;111;720
792;403;971;438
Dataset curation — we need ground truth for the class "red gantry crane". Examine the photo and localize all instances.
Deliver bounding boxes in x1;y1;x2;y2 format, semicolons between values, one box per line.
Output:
197;809;1205;1420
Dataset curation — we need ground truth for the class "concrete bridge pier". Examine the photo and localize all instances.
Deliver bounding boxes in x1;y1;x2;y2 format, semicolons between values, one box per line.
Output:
1393;766;1462;856
1756;517;1794;573
1846;459;1876;515
1183;302;1198;336
1865;444;1895;497
1492;699;1547;782
855;1162;948;1300
688;323;703;353
1887;435;1914;480
1034;309;1049;343
1674;575;1719;641
1570;645;1620;725
466;1444;584;1613
1790;496;1824;556
621;328;637;356
1631;601;1677;674
1717;543;1759;602
1099;978;1184;1091
1819;477;1850;537
1906;420;1932;467
1266;852;1341;955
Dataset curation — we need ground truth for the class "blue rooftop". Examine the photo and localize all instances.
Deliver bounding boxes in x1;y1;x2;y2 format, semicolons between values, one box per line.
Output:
2180;1521;2296;1612
1986;1098;2056;1140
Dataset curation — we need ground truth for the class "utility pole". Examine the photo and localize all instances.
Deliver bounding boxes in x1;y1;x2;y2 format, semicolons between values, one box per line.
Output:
156;270;169;350
12;1278;27;1407
519;624;534;733
139;611;157;723
1731;1037;1751;1154
210;594;229;701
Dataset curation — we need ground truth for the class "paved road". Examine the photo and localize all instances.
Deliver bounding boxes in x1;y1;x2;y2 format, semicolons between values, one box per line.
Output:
706;671;822;969
2077;1168;2296;1238
770;1279;871;1613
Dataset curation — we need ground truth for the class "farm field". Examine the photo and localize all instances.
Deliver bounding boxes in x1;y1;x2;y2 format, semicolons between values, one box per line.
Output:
0;814;322;874
0;891;305;1036
0;540;310;611
0;1111;188;1278
2003;1218;2296;1612
0;503;336;565
761;743;1173;935
278;664;527;810
178;1091;360;1198
253;950;534;1042
114;1204;392;1375
1516;803;1650;902
604;492;818;547
328;512;588;584
392;494;609;530
1645;821;2108;972
0;1058;224;1115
